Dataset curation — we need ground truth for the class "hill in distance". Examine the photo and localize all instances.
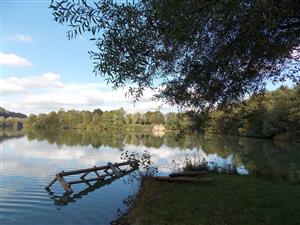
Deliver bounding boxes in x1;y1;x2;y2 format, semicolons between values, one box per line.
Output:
0;107;27;119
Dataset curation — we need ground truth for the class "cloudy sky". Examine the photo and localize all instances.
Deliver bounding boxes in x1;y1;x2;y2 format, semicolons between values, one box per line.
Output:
0;1;293;115
1;1;178;115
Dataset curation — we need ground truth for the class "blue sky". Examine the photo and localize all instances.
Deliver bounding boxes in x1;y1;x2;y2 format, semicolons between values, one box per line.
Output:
2;1;96;83
0;0;295;115
1;0;173;115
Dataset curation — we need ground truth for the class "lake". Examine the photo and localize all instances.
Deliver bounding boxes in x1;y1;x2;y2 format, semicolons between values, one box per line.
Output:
1;130;299;225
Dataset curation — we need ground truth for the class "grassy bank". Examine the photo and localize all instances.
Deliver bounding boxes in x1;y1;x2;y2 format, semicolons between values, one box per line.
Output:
119;174;300;225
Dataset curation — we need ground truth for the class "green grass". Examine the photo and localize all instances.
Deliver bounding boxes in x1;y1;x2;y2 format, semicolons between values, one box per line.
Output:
121;174;300;225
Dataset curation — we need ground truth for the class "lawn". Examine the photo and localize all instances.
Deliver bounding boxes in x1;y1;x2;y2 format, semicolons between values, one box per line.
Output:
117;173;300;225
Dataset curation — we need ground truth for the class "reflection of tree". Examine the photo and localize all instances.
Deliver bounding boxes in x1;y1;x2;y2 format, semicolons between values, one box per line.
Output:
198;136;242;157
0;130;25;143
26;129;126;149
236;138;300;182
140;134;164;149
165;134;300;181
164;133;201;150
125;133;141;146
26;130;300;181
192;135;300;181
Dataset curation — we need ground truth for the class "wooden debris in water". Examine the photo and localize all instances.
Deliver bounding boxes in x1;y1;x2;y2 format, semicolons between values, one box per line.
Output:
46;160;139;193
107;162;121;177
155;176;212;183
169;171;208;177
155;170;212;183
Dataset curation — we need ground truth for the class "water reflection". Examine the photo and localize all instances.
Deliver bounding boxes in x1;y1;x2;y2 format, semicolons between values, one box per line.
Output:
1;134;140;225
1;130;299;225
0;129;25;143
4;129;300;182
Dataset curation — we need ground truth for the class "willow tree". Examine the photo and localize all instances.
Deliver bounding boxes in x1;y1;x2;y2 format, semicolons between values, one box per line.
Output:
50;0;300;109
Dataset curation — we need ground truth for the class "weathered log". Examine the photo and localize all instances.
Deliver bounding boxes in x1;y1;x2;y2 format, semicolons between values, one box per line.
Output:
103;169;114;176
56;174;73;192
169;171;208;177
155;176;212;183
84;181;92;187
46;177;57;189
108;162;121;177
69;176;107;185
94;169;101;178
80;172;90;180
59;160;137;176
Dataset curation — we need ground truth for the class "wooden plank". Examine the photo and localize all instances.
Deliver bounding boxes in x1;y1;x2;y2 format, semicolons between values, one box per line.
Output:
80;172;90;180
69;167;138;185
169;171;208;177
46;177;57;189
115;166;126;173
155;176;212;183
69;176;107;185
103;169;113;176
84;181;92;187
56;174;73;192
59;160;137;176
108;162;121;177
94;169;101;178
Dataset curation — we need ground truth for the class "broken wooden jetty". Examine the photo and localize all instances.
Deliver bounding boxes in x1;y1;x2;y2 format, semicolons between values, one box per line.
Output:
47;165;139;206
46;160;139;193
155;170;212;182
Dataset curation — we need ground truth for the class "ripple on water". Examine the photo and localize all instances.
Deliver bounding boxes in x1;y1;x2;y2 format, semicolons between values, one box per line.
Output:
1;175;139;225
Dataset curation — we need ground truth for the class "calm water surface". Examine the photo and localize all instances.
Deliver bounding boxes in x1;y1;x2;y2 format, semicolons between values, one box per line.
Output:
1;130;299;225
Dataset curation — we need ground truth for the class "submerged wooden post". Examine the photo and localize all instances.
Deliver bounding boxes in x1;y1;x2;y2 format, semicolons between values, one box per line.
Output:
56;174;73;192
107;162;121;177
94;171;100;178
46;177;57;189
80;172;90;180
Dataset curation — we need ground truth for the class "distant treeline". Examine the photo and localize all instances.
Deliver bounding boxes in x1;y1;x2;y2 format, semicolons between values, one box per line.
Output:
24;108;196;132
205;85;300;141
24;85;299;141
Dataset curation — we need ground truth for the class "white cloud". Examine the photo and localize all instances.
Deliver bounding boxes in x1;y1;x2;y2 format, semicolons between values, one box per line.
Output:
5;33;33;43
2;73;176;114
0;52;32;67
1;81;25;94
7;73;62;88
1;73;63;95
